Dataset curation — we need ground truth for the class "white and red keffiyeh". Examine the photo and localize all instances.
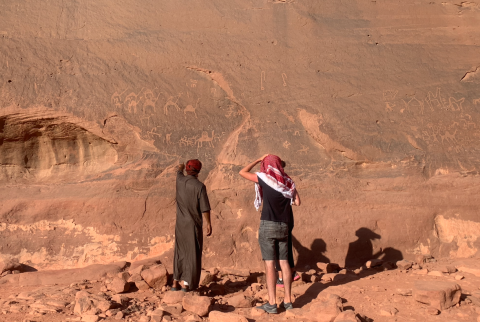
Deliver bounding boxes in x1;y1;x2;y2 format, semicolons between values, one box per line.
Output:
254;154;296;211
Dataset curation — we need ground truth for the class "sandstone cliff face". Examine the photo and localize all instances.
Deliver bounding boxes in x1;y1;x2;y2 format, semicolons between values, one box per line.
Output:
1;0;479;271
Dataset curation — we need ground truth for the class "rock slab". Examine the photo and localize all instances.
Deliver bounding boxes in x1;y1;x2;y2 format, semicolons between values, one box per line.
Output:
413;281;461;310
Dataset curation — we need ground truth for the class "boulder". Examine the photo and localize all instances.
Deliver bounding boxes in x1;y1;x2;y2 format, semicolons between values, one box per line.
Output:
226;294;254;308
208;311;248;322
141;264;168;288
81;315;100;322
365;259;383;268
310;293;342;322
221;268;250;277
440;266;457;274
108;277;130;293
334;310;360;322
149;309;164;322
413;281;461;310
159;303;183;316
162;291;186;304
457;266;480;277
199;270;215;286
396;260;413;270
182;295;211;317
129;264;146;276
0;258;23;273
135;280;150;291
128;273;143;283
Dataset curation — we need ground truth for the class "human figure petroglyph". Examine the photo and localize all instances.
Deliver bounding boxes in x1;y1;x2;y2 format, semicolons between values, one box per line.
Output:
125;88;144;114
164;94;182;115
143;89;161;114
184;98;200;118
261;71;266;90
196;131;215;148
166;133;172;145
385;102;395;112
298;145;309;154
282;73;288;87
111;88;128;109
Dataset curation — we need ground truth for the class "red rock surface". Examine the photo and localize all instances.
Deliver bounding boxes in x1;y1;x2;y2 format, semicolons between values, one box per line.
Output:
0;0;480;276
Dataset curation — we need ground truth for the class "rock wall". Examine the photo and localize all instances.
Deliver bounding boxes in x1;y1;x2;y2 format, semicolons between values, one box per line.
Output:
1;0;480;271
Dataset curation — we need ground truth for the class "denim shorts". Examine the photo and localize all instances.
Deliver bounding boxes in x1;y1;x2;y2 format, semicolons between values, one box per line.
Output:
258;220;289;261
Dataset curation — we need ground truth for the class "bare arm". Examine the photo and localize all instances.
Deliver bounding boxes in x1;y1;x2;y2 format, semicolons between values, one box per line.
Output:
177;163;185;173
203;211;212;236
293;189;301;206
238;154;269;183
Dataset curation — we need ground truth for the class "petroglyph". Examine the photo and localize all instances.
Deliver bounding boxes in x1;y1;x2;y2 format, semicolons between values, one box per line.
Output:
163;94;181;115
383;90;398;101
165;133;172;145
402;97;424;115
283;141;291;149
142;89;161;114
111;89;128;109
474;98;480;105
184;98;200;118
196;131;215;149
179;135;196;147
281;110;295;123
298;145;309;154
282;73;288;87
385;102;395;112
125;89;144;114
261;71;266;90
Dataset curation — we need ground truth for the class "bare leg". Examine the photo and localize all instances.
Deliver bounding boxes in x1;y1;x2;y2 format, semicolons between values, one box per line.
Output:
264;260;277;305
278;271;283;280
279;260;292;303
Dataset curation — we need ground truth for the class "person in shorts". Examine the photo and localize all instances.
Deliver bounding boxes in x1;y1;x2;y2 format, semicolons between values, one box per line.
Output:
239;154;301;314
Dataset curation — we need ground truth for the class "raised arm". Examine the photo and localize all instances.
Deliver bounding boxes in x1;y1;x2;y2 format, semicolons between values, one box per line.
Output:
239;154;269;183
293;189;301;206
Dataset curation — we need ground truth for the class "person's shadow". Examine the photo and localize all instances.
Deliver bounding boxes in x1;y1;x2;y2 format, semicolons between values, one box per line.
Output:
293;236;330;270
345;228;403;269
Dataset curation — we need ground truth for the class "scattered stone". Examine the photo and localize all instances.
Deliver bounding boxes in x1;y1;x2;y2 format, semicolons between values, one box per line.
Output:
208;311;248;322
128;273;143;283
141;265;168;289
115;311;124;320
150;311;164;322
109;277;130;293
455;275;464;280
226;294;254;308
182;294;211;317
311;275;321;283
365;259;383;268
221;268;250;277
413;281;462;310
317;262;335;273
250;306;266;317
159;303;183;316
412;264;421;270
185;314;202;321
426;307;439;315
81;315;100;322
135;280;150;291
111;294;129;307
162;291;186;304
310;293;342;322
334;310;360;322
457;266;480;277
441;266;457;274
415;269;429;275
199;270;215;286
396;260;413;270
428;271;444;277
379;306;398;316
321;273;336;282
139;316;150;322
395;289;412;296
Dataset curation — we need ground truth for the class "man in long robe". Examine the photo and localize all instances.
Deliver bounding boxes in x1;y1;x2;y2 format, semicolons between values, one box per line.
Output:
172;159;211;291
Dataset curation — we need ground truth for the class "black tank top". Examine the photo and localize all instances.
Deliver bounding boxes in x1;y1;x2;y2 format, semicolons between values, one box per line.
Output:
258;176;294;226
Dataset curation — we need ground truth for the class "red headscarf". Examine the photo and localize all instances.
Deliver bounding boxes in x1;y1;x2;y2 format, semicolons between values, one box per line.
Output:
254;154;296;210
186;159;202;176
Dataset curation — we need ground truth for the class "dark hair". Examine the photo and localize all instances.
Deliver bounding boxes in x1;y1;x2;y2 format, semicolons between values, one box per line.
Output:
281;160;286;168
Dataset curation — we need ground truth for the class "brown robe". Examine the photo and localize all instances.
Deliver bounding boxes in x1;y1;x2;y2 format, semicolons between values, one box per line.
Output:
173;170;211;289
